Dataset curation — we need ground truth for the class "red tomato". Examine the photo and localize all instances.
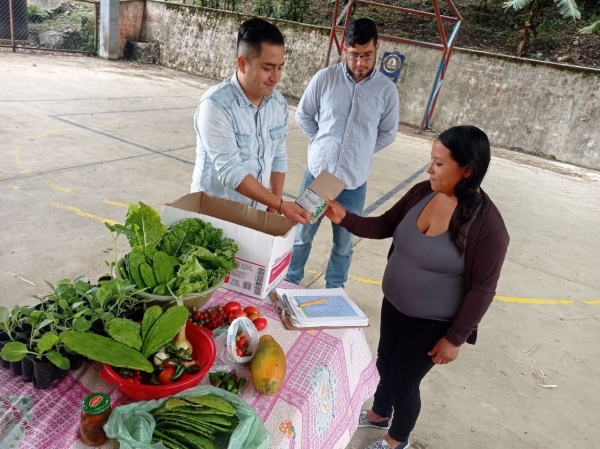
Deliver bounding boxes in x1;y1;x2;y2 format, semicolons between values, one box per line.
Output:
244;306;259;316
236;336;247;348
224;302;241;314
232;310;247;318
236;348;243;357
158;367;175;385
248;313;260;322
253;317;267;331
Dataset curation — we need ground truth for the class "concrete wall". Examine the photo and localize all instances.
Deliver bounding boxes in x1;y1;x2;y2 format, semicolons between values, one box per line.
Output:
119;0;145;58
141;0;600;170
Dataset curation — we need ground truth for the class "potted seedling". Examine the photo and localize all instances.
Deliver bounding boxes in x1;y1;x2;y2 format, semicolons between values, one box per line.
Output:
0;332;70;389
0;306;13;369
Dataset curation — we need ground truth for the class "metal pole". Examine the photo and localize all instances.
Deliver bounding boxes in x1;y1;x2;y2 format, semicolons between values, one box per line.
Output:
325;0;340;66
94;2;99;54
8;0;15;52
432;0;448;50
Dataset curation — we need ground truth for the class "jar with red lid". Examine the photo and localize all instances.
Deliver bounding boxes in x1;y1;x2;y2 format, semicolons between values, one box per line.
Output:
80;393;111;446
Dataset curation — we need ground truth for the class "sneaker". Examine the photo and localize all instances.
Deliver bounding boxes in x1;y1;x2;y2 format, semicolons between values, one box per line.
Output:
357;410;391;430
365;437;411;449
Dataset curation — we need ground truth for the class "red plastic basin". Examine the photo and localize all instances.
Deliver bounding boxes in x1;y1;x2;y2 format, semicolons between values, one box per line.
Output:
100;322;216;401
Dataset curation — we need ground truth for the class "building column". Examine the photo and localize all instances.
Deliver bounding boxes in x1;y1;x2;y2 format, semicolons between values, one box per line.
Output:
98;0;119;59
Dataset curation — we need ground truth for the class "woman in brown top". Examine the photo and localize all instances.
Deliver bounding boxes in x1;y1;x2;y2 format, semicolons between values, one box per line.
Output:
325;125;509;449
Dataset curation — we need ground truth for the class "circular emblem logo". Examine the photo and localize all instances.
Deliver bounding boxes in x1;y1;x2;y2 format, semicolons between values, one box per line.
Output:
382;54;401;73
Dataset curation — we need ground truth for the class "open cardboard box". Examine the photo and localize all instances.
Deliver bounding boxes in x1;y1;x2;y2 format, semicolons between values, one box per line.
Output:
161;192;297;299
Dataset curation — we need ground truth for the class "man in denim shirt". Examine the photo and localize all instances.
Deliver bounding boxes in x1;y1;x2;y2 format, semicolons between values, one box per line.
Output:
192;18;309;224
286;18;400;287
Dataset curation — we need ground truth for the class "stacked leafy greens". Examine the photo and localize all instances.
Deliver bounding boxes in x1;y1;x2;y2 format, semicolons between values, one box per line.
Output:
114;203;239;296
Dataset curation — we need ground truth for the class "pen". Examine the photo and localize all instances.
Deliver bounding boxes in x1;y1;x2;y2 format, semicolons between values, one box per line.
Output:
299;298;327;308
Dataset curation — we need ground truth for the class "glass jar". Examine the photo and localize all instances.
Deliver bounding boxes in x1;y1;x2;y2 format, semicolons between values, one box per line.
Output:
80;393;111;446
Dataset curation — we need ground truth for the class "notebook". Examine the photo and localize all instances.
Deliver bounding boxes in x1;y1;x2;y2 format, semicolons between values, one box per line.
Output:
274;288;369;328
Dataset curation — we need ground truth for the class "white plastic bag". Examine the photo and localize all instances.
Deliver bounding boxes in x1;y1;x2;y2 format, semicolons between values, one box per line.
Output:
213;317;258;365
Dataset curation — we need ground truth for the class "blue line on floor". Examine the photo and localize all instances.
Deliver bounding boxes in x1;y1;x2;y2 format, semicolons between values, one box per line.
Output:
362;163;429;215
51;116;194;166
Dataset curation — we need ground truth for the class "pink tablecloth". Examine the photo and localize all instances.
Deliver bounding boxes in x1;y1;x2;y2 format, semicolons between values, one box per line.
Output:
0;285;378;449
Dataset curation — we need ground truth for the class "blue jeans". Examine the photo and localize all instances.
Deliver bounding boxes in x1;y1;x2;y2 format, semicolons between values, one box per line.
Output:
285;170;367;288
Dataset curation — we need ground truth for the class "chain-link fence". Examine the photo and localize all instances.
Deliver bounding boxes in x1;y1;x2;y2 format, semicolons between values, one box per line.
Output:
1;0;98;54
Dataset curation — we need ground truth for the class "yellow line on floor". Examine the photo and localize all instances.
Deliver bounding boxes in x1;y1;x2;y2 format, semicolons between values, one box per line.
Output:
32;128;72;139
50;202;119;225
14;148;32;174
306;270;598;305
103;199;129;208
46;182;74;194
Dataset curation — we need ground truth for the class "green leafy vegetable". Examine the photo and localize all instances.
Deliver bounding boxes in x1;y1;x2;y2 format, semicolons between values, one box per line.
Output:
105;318;143;350
141;306;189;358
141;305;163;341
125;202;167;257
61;331;154;373
158;219;204;257
0;341;28;362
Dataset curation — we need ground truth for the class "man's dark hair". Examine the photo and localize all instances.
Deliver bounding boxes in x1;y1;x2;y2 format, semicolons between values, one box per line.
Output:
345;18;378;47
237;18;284;59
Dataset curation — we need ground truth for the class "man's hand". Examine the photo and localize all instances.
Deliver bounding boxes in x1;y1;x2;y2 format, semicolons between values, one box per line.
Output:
428;337;460;365
324;200;347;224
280;201;310;225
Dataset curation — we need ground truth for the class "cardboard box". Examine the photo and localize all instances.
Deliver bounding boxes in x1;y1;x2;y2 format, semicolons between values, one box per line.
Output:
295;170;346;224
161;192;297;300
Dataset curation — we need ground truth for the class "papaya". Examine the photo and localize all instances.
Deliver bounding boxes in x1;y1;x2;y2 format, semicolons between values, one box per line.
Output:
250;335;286;396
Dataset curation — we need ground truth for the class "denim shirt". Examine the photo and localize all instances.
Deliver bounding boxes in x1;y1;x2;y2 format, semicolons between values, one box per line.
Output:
296;63;400;190
191;73;289;210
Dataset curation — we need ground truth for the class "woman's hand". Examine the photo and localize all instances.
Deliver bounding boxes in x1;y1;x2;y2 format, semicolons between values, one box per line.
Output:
428;337;460;364
324;200;347;224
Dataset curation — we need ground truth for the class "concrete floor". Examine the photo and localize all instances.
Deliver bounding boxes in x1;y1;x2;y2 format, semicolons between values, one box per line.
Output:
1;52;600;449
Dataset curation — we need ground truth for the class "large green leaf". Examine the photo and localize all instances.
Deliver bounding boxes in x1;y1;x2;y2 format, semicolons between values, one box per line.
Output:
125;202;167;255
503;0;532;11
157;218;204;257
60;331;154;373
0;306;9;332
579;19;600;34
1;342;28;362
105;318;142;350
554;0;580;20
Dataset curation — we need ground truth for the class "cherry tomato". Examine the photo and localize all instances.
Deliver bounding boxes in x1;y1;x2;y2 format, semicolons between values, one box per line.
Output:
248;313;260;322
236;348;243;357
224;302;241;314
158;367;175;385
232;310;247;318
244;306;259;316
236;336;247;348
253;317;267;331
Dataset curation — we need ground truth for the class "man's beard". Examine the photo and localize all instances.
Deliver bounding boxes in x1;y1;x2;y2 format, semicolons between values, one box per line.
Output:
348;67;372;80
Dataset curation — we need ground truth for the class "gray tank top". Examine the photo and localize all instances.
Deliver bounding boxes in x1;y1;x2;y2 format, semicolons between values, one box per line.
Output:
382;192;465;321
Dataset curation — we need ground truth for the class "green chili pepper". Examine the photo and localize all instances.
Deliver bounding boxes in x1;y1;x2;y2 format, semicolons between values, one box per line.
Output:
226;379;235;391
167;358;181;367
176;348;193;362
237;377;247;391
150;373;160;386
170;364;186;382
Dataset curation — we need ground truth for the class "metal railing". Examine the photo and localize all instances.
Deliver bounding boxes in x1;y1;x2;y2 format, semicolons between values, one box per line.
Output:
0;0;98;54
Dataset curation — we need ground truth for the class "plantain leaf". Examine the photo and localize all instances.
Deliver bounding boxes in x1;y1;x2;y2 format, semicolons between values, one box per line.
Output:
503;0;533;11
579;19;600;34
554;0;580;20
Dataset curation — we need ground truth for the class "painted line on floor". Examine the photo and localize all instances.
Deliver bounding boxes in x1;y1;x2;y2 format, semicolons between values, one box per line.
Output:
103;199;129;208
50;202;119;225
306;270;599;305
363;163;429;215
51;116;194;166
